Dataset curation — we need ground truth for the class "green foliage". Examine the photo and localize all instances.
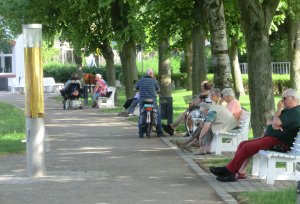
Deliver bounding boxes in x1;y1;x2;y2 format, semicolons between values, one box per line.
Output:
43;63;123;83
42;42;61;64
0;102;25;155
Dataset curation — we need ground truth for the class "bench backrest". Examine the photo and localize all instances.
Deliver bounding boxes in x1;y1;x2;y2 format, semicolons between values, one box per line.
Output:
43;77;55;86
237;109;251;140
107;86;116;98
288;130;300;156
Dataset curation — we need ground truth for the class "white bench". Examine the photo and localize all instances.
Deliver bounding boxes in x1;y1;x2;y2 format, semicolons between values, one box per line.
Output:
97;86;116;108
43;77;64;93
11;77;64;94
252;130;300;185
11;78;25;94
211;109;251;155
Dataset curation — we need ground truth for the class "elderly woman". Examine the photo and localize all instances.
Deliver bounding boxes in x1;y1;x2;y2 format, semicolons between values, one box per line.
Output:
91;74;108;108
221;88;242;120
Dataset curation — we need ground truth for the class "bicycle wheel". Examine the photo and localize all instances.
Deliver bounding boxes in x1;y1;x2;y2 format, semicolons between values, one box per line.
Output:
184;108;202;137
146;123;151;138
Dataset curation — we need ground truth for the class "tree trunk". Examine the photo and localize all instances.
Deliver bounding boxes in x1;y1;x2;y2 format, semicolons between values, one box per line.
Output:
158;36;172;97
192;0;207;95
205;0;231;90
237;0;279;137
74;51;84;84
288;15;300;92
100;39;116;87
229;35;245;96
120;38;138;99
184;41;193;90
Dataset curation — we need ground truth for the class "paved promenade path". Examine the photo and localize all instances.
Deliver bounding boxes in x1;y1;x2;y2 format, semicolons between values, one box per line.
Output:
0;92;224;204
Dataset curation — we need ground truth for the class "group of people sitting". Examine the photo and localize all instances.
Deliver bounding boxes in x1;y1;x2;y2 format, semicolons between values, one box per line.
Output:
163;81;242;155
60;72;111;109
60;72;300;183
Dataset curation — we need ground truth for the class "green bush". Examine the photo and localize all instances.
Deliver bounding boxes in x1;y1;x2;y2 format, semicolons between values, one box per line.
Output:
44;62;290;95
43;63;123;83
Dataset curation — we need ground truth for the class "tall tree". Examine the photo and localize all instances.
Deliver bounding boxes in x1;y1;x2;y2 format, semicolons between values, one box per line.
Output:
205;0;231;90
192;0;207;95
224;0;245;96
237;0;280;136
110;0;140;98
288;0;300;91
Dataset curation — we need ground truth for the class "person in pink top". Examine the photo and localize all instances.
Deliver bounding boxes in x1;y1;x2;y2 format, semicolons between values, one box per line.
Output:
221;88;241;120
91;74;108;108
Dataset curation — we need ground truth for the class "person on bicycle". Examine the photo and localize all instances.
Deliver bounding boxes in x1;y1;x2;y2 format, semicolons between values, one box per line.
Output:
162;81;212;136
135;68;164;138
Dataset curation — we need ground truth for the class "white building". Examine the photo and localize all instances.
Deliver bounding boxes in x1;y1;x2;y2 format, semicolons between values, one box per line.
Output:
0;35;24;91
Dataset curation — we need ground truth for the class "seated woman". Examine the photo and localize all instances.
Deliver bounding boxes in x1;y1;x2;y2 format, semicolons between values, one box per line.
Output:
91;74;108;108
162;81;213;136
221;88;242;120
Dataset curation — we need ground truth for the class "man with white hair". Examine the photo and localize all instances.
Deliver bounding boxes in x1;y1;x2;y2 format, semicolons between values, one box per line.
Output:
210;88;300;182
135;68;164;138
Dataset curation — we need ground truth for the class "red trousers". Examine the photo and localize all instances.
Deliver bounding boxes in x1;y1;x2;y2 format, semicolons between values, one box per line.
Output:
226;136;284;173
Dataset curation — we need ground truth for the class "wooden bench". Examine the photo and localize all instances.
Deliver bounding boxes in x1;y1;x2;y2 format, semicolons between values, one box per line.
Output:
252;130;300;185
97;86;116;108
211;109;251;155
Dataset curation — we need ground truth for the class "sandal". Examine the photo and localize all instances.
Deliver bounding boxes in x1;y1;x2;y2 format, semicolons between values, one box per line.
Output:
236;172;246;179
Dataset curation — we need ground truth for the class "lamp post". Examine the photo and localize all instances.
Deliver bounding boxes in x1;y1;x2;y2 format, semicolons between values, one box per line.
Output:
23;24;46;177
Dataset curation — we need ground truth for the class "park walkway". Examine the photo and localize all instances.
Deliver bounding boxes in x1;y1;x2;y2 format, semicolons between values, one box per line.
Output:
0;92;224;204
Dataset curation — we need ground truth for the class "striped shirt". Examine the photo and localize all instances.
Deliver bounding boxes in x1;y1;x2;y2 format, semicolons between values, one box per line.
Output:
135;76;160;101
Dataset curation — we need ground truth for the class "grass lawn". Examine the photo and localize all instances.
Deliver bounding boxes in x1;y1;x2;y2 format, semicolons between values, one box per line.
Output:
235;187;296;204
0;102;26;156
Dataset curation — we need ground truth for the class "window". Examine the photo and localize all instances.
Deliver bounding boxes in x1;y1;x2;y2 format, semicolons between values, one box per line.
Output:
0;53;12;73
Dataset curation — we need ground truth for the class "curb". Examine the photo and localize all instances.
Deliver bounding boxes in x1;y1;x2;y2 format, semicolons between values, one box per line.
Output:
161;137;238;204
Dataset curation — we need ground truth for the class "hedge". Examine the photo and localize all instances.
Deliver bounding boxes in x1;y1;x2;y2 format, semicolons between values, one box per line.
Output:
44;64;290;94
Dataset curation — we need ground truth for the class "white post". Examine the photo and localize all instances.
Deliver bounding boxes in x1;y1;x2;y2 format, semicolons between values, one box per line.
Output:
23;24;46;177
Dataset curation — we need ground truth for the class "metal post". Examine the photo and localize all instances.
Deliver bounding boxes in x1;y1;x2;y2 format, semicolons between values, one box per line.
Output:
23;24;46;177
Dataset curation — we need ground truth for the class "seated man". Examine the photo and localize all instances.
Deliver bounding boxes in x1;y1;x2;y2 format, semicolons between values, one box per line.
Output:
162;81;213;136
210;88;300;182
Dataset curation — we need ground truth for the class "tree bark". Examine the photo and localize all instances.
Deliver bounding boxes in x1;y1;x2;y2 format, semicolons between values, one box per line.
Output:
100;39;116;87
229;35;245;96
74;51;84;84
288;15;300;92
184;41;193;90
120;38;138;99
205;0;231;90
192;0;207;95
237;0;279;137
158;36;172;97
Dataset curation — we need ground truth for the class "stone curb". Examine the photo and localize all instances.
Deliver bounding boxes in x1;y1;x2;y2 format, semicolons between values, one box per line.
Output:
161;137;238;204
